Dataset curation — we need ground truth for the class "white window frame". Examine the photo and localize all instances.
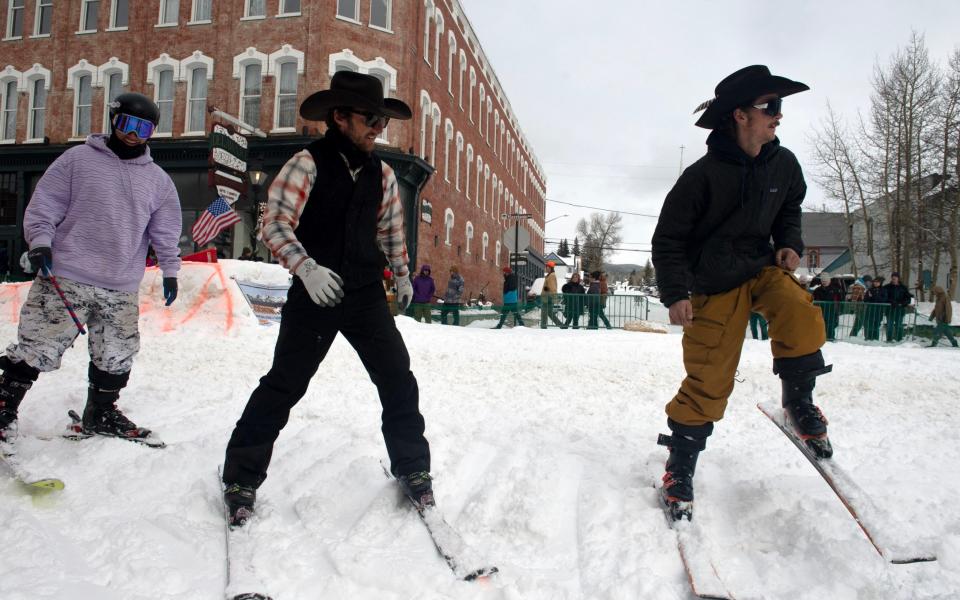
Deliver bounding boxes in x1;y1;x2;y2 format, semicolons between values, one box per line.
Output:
242;0;266;19
497;183;504;222
485;97;492;143
475;155;482;207
465;221;473;255
234;48;268;129
336;0;360;23
495;241;501;267
446;32;456;96
457;50;466;110
454;131;463;191
78;0;99;33
483;165;490;213
443;208;454;246
108;0;129;30
151;67;176;137
369;0;392;32
72;73;94;139
272;60;299;132
181;51;214;135
468;66;476;123
157;0;178;26
33;0;53;36
189;0;212;24
101;71;125;132
465;144;473;200
442;118;453;182
5;0;24;39
422;0;433;64
0;70;20;143
97;57;128;132
482;232;489;261
278;0;301;17
432;11;443;78
418;90;430;158
489;174;497;215
429;103;440;167
477;84;484;135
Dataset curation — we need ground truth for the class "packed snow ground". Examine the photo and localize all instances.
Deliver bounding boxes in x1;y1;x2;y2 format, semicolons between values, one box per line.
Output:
1;261;957;600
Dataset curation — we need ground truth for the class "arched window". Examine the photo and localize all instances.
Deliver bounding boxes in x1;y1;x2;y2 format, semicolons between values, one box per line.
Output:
422;0;433;64
98;57;129;133
233;48;268;130
489;174;497;215
147;54;180;136
24;65;49;142
430;103;441;166
465;144;473;199
468;66;476;123
454;131;463;191
465;221;474;255
269;45;304;131
482;232;489;261
418;90;431;158
433;12;443;78
477;85;485;133
444;208;454;246
475;155;483;207
446;31;456;95
67;60;97;138
181;50;214;134
495;241;501;267
497;183;504;222
492;111;499;154
458;50;466;110
485;97;492;142
0;67;22;142
483;165;490;213
443;118;453;182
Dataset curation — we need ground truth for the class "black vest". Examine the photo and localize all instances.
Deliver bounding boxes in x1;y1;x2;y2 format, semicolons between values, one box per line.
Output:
298;137;385;291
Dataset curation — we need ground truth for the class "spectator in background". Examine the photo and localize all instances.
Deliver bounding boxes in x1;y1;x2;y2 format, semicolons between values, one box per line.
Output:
586;270;612;329
411;264;435;323
440;265;464;326
597;271;614;329
882;272;912;342
928;285;958;348
238;247;254;261
494;266;525;328
749;312;769;340
561;272;586;329
812;272;843;341
864;276;886;340
539;261;565;329
847;279;867;338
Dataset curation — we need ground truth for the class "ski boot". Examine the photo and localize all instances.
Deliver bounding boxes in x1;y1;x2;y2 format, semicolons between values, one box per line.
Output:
0;360;38;443
397;471;435;508
774;352;834;459
657;420;712;521
223;483;257;527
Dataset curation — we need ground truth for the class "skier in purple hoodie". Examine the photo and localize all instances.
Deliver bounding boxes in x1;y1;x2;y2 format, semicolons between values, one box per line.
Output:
0;92;182;444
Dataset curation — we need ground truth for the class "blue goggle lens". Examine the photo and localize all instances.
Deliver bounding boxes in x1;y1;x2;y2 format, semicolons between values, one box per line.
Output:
115;113;156;139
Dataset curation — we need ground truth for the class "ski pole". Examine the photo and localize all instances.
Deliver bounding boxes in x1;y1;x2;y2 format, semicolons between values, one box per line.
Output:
40;262;86;335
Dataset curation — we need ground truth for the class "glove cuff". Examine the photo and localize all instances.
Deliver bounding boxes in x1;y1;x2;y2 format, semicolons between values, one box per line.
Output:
294;258;318;277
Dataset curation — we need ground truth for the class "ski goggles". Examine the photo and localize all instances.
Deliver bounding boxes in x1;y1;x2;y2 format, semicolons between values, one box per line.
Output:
350;109;390;129
750;97;782;117
114;113;156;140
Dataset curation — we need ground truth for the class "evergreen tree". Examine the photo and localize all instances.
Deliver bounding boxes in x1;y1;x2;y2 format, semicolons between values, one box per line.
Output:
558;238;570;257
572;237;581;257
642;259;655;285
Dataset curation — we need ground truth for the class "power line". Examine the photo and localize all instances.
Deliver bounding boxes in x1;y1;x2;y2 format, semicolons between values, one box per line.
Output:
546;198;660;218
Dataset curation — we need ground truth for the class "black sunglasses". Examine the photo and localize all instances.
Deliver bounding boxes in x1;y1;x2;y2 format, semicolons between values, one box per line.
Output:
750;97;782;117
350;108;390;129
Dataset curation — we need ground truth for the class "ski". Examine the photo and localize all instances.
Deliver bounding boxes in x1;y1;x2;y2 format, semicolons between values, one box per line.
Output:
381;461;498;581
0;435;64;492
218;467;273;600
758;401;936;564
654;483;734;599
63;409;166;448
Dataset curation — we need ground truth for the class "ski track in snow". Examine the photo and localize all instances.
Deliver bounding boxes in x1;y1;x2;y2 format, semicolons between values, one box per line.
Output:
0;261;957;599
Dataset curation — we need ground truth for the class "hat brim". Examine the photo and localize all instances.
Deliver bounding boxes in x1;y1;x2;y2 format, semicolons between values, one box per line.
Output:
694;75;809;129
299;89;412;121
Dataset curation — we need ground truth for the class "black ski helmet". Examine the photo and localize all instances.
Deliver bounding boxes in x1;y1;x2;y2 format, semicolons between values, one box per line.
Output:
109;92;160;126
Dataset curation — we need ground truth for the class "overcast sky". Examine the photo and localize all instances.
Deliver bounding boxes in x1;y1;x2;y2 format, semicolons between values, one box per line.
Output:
458;0;960;266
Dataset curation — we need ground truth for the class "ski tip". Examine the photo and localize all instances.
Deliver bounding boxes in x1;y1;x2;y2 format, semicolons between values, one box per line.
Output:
464;566;499;582
27;478;65;491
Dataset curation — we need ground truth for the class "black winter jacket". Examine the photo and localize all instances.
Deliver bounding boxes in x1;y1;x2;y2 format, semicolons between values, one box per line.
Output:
652;131;807;307
882;283;912;307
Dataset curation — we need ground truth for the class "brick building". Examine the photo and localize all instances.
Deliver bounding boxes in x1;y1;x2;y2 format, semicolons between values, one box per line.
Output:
0;0;546;302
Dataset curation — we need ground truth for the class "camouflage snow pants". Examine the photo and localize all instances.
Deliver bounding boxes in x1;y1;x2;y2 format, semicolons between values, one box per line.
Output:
4;276;140;375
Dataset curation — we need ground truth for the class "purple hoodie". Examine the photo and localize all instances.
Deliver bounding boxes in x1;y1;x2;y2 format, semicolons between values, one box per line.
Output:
24;134;182;292
412;266;435;303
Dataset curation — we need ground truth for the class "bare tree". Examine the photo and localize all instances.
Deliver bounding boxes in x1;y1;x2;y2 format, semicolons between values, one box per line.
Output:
575;212;623;272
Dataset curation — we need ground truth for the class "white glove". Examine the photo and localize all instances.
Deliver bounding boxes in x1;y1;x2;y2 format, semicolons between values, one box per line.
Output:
396;276;413;311
295;258;344;307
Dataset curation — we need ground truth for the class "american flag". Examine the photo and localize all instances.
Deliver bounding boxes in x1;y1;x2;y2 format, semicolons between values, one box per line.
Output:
192;197;241;247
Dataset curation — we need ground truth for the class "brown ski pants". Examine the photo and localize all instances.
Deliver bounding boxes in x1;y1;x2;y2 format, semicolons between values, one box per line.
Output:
666;266;826;426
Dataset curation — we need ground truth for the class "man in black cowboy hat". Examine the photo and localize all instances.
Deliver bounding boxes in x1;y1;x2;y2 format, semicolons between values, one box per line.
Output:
221;71;433;524
652;65;833;520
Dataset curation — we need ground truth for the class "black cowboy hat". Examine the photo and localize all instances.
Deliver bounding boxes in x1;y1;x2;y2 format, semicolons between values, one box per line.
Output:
299;71;412;121
693;65;809;129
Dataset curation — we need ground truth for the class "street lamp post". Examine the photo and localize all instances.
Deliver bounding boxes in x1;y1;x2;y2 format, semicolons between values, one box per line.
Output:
503;212;533;303
247;156;267;258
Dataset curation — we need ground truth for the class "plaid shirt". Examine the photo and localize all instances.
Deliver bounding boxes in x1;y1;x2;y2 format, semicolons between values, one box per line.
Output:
260;149;410;278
